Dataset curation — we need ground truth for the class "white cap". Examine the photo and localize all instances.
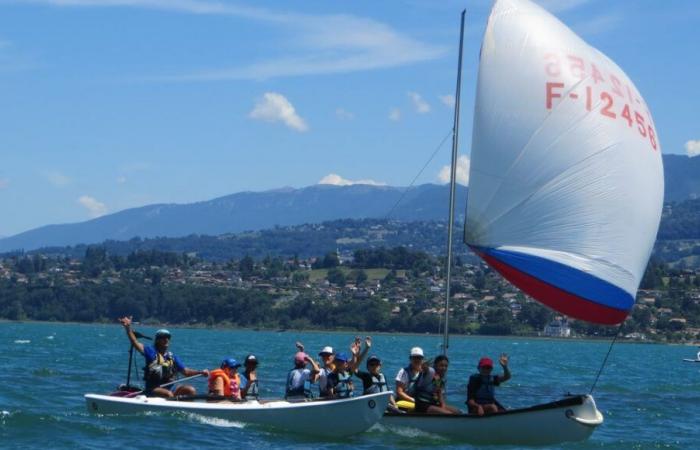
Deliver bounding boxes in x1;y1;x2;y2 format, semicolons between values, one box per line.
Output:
410;347;424;357
319;346;334;356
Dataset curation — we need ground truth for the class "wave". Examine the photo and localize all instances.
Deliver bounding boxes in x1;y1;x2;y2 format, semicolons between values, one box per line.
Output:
185;413;247;429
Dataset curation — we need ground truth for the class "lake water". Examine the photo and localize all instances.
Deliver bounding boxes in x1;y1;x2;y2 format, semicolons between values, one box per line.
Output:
1;322;698;449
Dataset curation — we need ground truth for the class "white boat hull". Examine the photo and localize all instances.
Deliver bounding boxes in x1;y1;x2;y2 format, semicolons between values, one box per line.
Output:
85;391;391;437
381;395;603;445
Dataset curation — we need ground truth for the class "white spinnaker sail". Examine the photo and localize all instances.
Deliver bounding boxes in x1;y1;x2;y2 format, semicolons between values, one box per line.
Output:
465;0;664;324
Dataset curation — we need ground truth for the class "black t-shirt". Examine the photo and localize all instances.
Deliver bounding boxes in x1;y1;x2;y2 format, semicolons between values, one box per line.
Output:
355;371;375;391
467;373;501;403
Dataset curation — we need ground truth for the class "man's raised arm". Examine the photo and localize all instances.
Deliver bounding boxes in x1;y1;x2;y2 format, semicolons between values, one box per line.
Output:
118;316;145;354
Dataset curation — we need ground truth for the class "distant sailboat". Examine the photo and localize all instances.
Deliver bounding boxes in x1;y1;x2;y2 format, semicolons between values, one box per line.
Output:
384;0;663;444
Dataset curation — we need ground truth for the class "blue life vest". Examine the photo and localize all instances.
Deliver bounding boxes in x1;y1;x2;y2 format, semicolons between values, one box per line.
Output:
331;371;354;398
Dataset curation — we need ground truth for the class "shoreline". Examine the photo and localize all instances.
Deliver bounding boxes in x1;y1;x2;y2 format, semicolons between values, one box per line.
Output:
2;318;697;346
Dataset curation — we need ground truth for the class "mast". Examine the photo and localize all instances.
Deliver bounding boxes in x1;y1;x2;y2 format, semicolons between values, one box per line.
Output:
443;10;466;356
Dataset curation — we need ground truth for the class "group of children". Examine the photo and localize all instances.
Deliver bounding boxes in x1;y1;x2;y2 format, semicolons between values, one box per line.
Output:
285;336;511;415
118;316;509;415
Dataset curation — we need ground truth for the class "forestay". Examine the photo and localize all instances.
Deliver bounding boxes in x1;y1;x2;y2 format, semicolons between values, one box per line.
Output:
465;0;664;324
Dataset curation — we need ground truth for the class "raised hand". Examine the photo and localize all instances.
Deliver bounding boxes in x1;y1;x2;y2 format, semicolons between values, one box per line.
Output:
499;353;509;367
295;341;305;352
350;340;360;355
364;336;372;348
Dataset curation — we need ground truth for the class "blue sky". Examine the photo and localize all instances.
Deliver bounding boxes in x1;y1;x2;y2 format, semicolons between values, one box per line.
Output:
0;0;698;236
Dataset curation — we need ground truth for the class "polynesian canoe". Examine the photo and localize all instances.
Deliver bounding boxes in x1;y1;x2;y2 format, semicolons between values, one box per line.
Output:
85;391;391;437
381;395;603;446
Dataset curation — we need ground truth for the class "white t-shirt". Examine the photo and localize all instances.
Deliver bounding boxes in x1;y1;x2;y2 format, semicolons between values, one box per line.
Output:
288;368;312;390
318;367;332;392
395;367;435;391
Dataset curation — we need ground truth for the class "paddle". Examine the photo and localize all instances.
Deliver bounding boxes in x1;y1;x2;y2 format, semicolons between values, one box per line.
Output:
126;373;206;398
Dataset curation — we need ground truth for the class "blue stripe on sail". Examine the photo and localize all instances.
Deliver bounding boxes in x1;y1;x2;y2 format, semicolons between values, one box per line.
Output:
481;248;634;312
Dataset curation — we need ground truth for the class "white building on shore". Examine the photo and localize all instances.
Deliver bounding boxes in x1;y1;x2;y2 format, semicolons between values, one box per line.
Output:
543;317;571;337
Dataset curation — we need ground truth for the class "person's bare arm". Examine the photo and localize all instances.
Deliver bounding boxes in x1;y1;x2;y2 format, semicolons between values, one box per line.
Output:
350;336;371;372
396;380;414;403
306;355;321;382
355;336;371;371
118;316;144;354
498;354;511;383
241;371;256;397
182;367;209;377
210;376;224;396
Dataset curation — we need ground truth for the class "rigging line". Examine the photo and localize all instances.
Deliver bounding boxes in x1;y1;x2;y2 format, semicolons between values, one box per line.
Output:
384;128;454;220
589;321;625;395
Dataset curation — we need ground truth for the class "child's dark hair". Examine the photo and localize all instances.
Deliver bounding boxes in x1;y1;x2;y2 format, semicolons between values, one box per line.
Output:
433;354;449;368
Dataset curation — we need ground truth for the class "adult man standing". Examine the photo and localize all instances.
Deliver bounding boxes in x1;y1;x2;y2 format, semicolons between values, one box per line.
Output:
118;316;208;398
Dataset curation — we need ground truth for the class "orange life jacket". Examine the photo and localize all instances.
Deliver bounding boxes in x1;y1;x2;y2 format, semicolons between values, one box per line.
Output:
208;369;241;397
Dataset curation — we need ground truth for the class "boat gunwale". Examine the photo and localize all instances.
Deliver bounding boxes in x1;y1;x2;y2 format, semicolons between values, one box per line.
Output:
85;390;393;412
383;394;587;419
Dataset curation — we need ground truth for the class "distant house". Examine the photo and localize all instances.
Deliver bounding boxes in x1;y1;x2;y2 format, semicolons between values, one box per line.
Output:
543;317;571;337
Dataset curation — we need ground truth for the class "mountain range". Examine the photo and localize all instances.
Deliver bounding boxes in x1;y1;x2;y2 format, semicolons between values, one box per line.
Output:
0;184;468;252
1;154;698;253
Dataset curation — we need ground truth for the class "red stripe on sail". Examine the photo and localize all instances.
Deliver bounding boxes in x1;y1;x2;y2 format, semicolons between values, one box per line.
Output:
477;251;629;325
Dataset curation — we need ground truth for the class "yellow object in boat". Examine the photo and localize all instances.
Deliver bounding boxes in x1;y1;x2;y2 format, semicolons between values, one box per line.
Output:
396;400;415;411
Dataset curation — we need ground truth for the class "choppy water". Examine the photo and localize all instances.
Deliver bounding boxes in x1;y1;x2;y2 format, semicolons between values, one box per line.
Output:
1;322;698;449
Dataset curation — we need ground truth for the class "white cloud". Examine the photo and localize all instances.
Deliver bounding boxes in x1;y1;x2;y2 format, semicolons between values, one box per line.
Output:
0;177;9;189
408;92;430;114
686;140;700;157
388;108;401;121
35;0;446;81
335;108;354;120
318;173;386;186
78;195;108;218
116;176;127;184
439;94;455;108
249;92;308;132
438;155;470;186
44;170;71;187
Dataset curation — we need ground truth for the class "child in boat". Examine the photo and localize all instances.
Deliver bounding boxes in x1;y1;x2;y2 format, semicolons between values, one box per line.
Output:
285;350;320;400
240;354;259;400
208;358;242;400
326;352;356;398
432;355;461;414
467;354;511;415
351;336;397;407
